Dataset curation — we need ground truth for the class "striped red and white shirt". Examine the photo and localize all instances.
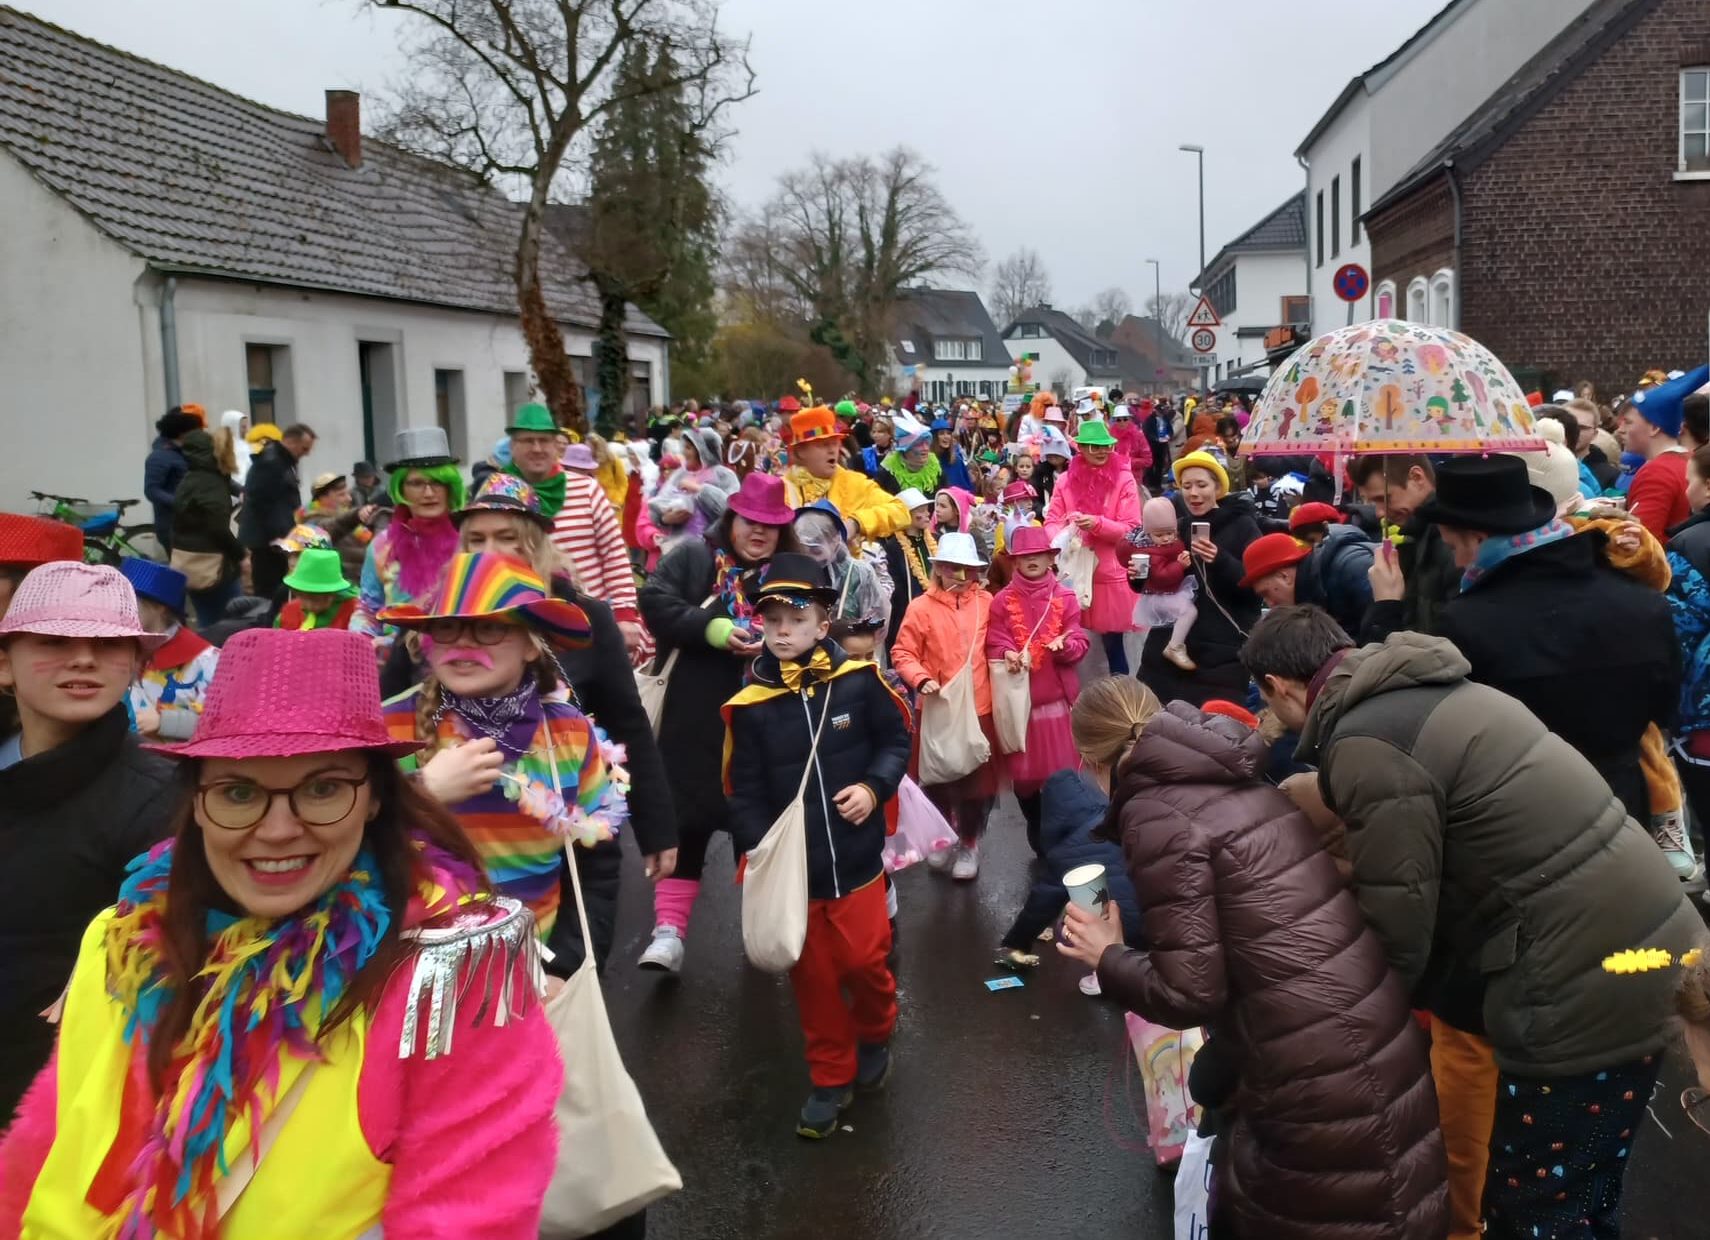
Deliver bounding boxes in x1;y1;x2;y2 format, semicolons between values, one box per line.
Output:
549;472;640;626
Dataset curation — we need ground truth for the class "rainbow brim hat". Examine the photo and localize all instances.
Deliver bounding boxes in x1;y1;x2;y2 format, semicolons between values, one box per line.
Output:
377;551;592;650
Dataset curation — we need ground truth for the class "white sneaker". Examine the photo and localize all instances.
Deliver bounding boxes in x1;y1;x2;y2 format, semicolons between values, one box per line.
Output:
1078;973;1103;997
638;924;685;973
951;841;980;881
1652;811;1705;885
926;845;956;873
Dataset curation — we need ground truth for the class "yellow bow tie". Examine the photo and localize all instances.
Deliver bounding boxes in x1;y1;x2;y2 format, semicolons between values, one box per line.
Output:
780;647;834;695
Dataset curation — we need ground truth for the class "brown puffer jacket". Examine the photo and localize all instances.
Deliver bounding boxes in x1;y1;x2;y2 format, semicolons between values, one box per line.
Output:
1095;702;1447;1240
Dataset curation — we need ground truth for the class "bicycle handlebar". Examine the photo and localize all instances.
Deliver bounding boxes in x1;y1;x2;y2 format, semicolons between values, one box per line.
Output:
30;490;88;506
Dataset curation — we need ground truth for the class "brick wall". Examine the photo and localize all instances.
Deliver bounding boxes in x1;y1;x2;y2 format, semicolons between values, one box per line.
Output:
1368;179;1457;311
1459;0;1710;396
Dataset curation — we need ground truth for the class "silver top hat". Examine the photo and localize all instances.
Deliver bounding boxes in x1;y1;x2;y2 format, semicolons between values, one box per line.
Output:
385;425;458;471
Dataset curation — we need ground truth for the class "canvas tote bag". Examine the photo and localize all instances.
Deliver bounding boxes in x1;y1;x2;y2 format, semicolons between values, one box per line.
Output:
540;766;682;1236
741;683;834;974
989;603;1053;755
918;631;991;787
634;591;716;736
1057;534;1097;609
170;548;225;592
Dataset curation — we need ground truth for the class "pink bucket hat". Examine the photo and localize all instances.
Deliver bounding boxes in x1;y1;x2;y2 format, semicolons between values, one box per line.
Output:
726;473;796;526
0;562;167;650
147;628;421;759
1007;525;1056;558
561;443;599;471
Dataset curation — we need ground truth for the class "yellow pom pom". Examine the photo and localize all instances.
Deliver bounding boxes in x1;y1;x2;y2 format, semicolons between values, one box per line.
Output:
1684;948;1704;968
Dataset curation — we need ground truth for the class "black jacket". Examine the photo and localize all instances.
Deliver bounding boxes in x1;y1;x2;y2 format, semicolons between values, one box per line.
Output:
1139;492;1263;705
239;440;302;548
143;436;188;549
1001;770;1142;950
1439;531;1678;822
1669;509;1710;582
1364;514;1461;641
1296;525;1377;639
725;642;912;901
169;432;243;572
0;708;178;1117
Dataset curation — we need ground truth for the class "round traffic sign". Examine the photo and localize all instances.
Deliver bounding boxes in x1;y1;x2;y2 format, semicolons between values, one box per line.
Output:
1190;327;1217;353
1333;262;1370;303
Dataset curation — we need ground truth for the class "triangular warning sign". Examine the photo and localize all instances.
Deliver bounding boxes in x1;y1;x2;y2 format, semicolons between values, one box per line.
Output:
1185;294;1221;329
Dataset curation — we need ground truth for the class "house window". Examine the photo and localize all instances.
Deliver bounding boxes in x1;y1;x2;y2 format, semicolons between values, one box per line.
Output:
1405;277;1429;324
358;341;400;464
1350;156;1363;244
1281;295;1310;326
629;361;653;423
1315;190;1325;267
433;368;468;459
1331;175;1342;258
966;338;983;362
1375;280;1397;319
1683;68;1710;172
934;339;965;362
900;339;917;355
1430;269;1456;328
1015;323;1045;339
246;343;290;425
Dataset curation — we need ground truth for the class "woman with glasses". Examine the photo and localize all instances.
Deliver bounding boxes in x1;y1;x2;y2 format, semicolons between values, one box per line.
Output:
379;552;627;953
0;628;560;1237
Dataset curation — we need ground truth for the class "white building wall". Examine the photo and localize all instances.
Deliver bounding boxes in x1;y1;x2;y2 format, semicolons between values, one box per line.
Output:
1003;336;1086;396
0;154;151;511
1210;250;1306;378
1303;95;1372;334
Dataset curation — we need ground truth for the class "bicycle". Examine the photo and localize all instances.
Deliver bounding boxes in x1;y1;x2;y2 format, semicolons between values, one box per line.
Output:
30;492;167;566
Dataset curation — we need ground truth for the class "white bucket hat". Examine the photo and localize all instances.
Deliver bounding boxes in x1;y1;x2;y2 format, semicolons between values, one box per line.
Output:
930;531;987;568
895;487;932;512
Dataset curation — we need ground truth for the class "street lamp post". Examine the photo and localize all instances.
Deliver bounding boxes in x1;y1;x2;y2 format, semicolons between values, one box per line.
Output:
1178;143;1207;394
1145;258;1162;397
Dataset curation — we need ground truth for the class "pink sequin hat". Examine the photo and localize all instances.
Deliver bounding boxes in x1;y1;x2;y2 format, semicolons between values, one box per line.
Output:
147;628;422;760
0;561;167;650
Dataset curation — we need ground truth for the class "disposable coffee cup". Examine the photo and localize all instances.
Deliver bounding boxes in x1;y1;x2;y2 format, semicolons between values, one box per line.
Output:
1063;863;1111;914
1133;554;1151;579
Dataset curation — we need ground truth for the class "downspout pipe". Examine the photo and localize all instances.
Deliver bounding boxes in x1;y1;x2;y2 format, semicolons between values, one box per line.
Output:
159;275;181;410
1443;159;1463;331
1296;153;1313;332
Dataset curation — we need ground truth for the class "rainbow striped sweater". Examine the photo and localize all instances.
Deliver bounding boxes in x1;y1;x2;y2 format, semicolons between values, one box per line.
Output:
383;685;628;938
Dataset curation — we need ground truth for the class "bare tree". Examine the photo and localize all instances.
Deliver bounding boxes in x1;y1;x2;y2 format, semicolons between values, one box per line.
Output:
1068;305;1098;333
1091;286;1132;329
746;147;984;386
1146;291;1196;341
989;247;1052;328
372;0;753;432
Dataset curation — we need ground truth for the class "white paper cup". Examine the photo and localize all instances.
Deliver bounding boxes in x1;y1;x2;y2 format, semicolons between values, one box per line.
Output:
1063;863;1110;914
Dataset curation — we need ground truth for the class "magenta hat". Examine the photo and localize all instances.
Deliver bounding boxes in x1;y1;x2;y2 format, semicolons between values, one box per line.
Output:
561;443;599;471
726;473;796;526
0;562;167;650
147;629;421;760
1007;525;1055;557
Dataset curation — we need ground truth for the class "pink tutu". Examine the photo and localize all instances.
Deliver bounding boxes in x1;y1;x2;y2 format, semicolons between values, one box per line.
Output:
1134;584;1196;631
1007;700;1081;792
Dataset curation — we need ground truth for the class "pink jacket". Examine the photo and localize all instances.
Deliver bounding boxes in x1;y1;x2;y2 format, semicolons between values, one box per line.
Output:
985;577;1088;708
1044;458;1143;590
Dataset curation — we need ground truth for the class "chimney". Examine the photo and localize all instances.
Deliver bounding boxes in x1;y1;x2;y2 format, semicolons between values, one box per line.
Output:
325;89;361;168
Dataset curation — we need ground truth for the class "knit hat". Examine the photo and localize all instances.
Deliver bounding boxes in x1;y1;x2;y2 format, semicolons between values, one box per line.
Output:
1074;419;1118;447
379;552;592;650
929;531;986;568
0;512;86;569
455;472;553;530
507;402;562;436
1630;364;1710;438
272;523;333;554
154;410;202;440
147;629;421;760
1007;525;1055;557
118;556;188;619
1521;419;1584;513
727;473;796;526
1141;496;1178;532
1239;533;1310;589
895;487;933;512
282;548;355;596
755;552;839;609
1288;502;1342;531
0;561;167;650
1172;450;1230;498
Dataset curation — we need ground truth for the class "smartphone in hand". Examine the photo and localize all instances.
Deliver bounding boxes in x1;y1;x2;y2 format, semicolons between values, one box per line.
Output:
1191;521;1212;543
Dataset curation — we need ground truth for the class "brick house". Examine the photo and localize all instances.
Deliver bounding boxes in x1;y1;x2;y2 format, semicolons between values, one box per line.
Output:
1364;0;1710;395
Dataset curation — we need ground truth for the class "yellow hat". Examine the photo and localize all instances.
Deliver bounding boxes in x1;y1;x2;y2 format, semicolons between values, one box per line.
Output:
246;423;283;447
1172;450;1229;498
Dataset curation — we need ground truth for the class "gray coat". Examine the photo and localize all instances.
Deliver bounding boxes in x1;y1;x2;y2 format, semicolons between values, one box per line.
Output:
1298;633;1701;1076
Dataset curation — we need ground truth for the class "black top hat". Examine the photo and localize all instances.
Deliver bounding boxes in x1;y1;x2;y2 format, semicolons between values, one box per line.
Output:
1414;454;1557;536
755;552;839;608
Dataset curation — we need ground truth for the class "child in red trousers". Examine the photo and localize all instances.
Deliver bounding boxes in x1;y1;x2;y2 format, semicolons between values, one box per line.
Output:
723;553;913;1139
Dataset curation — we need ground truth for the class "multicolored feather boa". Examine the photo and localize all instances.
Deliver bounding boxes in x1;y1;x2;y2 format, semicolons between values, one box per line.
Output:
103;840;390;1239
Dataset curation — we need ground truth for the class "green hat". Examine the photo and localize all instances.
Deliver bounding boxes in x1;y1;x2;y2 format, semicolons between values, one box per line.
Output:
282;547;354;595
834;399;859;421
507;402;562;435
1074;418;1118;447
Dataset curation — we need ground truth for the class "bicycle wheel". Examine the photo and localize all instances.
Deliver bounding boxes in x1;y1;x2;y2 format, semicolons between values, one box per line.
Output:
119;525;166;563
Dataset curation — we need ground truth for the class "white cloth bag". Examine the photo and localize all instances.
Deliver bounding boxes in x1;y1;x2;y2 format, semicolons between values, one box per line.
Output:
1173;1131;1215;1240
1057;533;1097;609
918;638;991;787
740;685;833;973
540;772;682;1236
989;604;1053;755
633;592;716;736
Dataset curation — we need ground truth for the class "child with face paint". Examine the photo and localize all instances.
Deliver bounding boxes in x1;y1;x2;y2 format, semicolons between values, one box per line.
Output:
380;553;626;944
889;532;999;881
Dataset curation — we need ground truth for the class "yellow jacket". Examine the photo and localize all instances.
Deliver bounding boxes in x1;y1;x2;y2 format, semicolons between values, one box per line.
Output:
784;466;910;541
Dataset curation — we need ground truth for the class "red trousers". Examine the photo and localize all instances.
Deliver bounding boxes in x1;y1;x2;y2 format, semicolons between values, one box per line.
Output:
789;875;898;1087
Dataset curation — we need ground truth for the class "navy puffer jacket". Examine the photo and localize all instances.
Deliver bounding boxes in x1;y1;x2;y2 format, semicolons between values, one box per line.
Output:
1295;524;1375;637
1001;770;1141;950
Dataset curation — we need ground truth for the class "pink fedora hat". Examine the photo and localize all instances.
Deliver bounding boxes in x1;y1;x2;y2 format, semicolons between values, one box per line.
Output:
726;473;796;526
0;561;167;650
148;628;421;760
1006;524;1056;557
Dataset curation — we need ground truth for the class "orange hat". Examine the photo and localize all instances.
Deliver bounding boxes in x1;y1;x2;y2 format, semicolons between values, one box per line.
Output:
178;402;208;426
1202;700;1260;730
789;406;846;447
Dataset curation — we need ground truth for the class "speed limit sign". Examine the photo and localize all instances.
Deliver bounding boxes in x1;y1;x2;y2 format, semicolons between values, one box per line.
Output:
1191;327;1216;353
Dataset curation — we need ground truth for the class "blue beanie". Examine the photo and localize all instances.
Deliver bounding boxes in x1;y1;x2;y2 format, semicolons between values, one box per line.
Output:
119;556;187;618
1630;364;1709;438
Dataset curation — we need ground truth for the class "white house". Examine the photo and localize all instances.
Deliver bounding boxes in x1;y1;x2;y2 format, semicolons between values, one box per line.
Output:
1191;192;1308;385
886;288;1013;403
1296;0;1601;333
1002;306;1122;397
0;8;667;512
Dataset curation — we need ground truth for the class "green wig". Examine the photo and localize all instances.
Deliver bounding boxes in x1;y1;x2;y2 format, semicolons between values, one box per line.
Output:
388;463;467;512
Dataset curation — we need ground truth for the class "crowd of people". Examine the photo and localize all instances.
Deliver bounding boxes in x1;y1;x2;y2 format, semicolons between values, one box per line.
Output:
1;359;1709;1238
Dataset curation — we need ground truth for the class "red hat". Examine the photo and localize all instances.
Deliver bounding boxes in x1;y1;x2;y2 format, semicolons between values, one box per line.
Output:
1287;502;1342;530
1007;525;1055;557
1239;532;1310;589
1525;391;1545;407
0;513;86;570
777;395;802;415
147;629;422;760
1202;700;1260;729
789;406;846;446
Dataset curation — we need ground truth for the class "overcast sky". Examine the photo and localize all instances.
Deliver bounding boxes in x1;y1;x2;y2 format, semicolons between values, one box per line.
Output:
21;0;1443;313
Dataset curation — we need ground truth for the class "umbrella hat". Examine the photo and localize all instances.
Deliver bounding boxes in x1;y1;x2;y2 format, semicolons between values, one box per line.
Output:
283;548;355;595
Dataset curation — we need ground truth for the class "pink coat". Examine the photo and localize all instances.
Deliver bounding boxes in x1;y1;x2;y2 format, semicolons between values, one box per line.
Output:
1044;457;1143;633
985;577;1088;708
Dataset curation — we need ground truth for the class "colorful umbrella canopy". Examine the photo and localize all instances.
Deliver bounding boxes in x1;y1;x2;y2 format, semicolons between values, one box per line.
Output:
1242;319;1545;456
